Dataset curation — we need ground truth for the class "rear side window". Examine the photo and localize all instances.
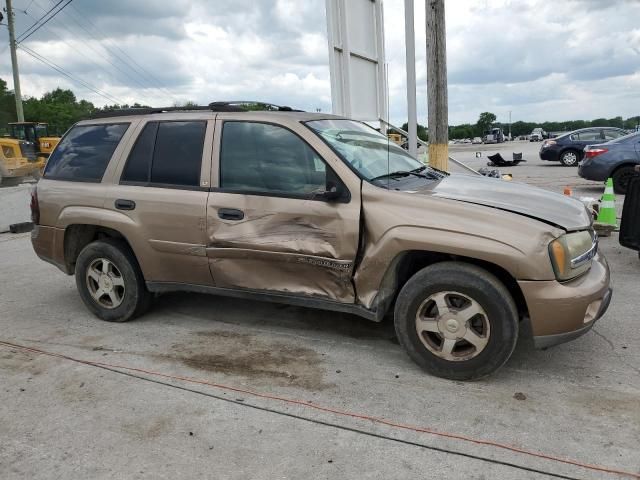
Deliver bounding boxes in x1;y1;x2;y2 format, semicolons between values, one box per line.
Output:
121;122;157;183
120;121;205;187
604;129;625;140
572;130;602;141
44;123;129;182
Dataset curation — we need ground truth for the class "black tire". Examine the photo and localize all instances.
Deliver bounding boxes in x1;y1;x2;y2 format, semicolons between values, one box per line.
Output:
559;149;580;167
612;165;637;194
0;175;22;187
394;262;518;380
75;238;152;322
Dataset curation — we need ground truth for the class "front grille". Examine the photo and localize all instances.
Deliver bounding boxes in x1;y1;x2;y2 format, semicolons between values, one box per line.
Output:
19;141;37;161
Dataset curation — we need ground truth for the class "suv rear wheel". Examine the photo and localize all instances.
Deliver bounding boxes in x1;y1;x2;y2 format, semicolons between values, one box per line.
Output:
560;150;580;166
394;262;518;380
75;238;152;322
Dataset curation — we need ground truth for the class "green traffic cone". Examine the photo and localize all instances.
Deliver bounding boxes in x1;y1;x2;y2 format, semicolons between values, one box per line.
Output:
596;178;617;227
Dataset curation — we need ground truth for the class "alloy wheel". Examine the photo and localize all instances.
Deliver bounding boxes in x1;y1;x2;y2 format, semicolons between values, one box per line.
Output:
415;291;490;361
562;151;578;166
86;258;126;309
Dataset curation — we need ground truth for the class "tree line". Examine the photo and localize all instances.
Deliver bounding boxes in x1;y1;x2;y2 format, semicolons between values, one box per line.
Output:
0;78;154;135
2;78;639;138
408;111;640;141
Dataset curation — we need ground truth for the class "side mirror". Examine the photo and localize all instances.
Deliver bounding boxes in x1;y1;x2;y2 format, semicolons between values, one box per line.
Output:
315;182;343;202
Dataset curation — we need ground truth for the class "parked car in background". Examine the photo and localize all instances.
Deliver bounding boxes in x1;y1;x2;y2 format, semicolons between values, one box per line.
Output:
530;128;546;141
578;131;640;193
472;137;482;144
540;127;627;166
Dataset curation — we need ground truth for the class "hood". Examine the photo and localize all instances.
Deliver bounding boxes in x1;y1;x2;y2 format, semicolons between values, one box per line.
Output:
416;174;592;231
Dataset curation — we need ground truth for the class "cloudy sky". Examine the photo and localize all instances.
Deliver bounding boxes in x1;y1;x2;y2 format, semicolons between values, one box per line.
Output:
1;0;639;126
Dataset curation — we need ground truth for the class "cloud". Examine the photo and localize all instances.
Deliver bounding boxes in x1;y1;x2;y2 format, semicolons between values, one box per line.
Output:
1;0;638;125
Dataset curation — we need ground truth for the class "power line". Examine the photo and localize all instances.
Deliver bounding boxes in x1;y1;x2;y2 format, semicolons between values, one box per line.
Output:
18;44;124;104
20;3;161;105
15;0;176;106
16;0;72;43
16;0;64;39
58;0;176;103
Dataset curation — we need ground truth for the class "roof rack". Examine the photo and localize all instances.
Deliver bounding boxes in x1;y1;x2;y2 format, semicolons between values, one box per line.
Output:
90;101;303;119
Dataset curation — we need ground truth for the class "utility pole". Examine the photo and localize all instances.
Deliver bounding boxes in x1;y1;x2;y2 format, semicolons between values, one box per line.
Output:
508;110;512;140
425;0;447;170
404;0;417;159
6;0;24;122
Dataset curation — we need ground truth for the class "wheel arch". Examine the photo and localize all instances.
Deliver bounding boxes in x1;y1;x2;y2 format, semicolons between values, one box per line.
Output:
63;224;139;275
609;161;639;178
560;147;582;160
370;250;529;322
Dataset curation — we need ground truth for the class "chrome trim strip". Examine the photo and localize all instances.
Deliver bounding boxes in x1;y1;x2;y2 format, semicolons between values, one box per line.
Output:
571;237;598;268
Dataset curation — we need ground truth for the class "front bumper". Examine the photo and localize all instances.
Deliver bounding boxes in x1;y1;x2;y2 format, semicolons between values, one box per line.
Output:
533;287;612;348
539;148;558;161
518;252;611;348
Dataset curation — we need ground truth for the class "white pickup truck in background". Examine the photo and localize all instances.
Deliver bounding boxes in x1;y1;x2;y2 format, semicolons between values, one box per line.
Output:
530;127;546;141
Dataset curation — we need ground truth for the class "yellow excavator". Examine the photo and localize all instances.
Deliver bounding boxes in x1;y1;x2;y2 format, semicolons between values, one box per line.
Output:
0;122;60;186
8;122;60;163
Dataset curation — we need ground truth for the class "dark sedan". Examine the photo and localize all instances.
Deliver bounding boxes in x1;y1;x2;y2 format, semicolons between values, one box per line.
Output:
578;131;640;194
539;127;627;166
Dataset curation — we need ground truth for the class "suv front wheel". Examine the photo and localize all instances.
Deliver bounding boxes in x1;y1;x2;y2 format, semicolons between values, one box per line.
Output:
394;262;518;380
75;239;152;322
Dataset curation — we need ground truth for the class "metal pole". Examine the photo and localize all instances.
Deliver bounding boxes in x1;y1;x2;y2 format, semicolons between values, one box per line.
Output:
508;110;512;141
425;0;448;170
6;0;24;122
404;0;417;158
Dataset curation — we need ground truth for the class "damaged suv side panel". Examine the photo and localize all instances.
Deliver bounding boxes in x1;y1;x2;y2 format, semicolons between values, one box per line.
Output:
204;114;363;302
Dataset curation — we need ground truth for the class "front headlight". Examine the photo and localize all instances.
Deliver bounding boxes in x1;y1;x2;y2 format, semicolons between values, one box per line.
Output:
549;230;597;281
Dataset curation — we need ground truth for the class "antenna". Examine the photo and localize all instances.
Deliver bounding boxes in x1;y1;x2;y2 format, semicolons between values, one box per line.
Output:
386;62;390;191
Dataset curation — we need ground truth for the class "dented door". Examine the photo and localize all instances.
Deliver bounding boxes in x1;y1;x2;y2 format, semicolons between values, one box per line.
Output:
206;118;361;302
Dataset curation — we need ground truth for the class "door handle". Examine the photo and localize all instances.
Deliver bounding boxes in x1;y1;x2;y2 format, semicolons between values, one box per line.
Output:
218;208;244;221
115;199;136;211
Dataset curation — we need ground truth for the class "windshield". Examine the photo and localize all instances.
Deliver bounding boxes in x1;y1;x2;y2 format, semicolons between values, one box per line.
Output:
35;124;49;137
306;119;429;181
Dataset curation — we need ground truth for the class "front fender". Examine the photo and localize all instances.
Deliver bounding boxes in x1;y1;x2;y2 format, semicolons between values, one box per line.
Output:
354;225;556;309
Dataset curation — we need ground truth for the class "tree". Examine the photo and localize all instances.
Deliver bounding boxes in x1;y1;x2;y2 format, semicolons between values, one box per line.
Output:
476;112;496;136
448;123;473;139
23;87;96;135
0;78;18;133
401;122;428;142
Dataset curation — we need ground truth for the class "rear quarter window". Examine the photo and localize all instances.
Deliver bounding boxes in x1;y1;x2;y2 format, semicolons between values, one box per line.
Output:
44;123;129;182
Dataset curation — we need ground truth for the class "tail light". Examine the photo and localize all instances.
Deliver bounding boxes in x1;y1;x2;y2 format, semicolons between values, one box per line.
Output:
30;187;40;225
584;148;608;159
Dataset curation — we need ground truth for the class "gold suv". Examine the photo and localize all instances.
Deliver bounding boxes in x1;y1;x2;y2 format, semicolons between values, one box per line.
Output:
31;103;612;379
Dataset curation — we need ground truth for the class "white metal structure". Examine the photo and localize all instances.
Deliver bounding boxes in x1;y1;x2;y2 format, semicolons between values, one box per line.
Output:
404;0;417;158
325;0;387;122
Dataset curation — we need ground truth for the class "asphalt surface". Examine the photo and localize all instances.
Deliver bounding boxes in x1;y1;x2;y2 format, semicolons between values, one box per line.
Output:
1;141;639;479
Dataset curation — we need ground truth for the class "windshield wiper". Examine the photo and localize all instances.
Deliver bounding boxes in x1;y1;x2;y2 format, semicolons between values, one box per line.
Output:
370;170;430;182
